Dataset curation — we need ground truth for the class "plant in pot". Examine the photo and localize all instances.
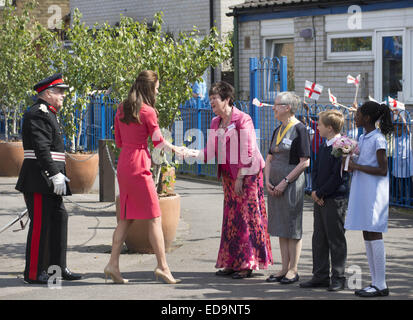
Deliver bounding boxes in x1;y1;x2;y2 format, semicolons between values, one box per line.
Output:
0;0;56;176
48;9;113;193
104;12;232;253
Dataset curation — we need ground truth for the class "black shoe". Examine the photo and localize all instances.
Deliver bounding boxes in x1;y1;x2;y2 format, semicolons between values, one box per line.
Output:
280;274;299;284
61;267;82;281
266;274;286;283
299;278;330;288
355;284;373;296
215;269;235;276
232;270;252;279
24;271;49;285
356;285;389;297
328;278;345;292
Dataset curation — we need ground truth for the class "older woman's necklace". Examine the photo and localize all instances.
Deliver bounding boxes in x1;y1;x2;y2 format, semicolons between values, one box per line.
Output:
219;108;233;129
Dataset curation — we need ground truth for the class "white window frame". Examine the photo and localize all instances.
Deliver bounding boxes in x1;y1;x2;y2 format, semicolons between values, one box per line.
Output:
327;32;374;61
262;37;294;99
374;28;410;103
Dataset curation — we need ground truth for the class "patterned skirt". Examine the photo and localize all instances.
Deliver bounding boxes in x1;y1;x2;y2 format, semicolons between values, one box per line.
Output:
215;170;273;271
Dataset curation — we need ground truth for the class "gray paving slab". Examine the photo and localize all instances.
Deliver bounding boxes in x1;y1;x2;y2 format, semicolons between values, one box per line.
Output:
0;175;412;300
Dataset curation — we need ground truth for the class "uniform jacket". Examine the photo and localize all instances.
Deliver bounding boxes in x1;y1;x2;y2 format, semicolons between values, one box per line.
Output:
203;106;265;179
16;99;71;195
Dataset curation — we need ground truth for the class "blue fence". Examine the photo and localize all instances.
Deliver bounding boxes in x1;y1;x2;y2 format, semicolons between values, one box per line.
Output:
1;55;413;208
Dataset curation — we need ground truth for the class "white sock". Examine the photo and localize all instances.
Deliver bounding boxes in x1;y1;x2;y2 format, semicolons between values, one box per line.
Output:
365;241;376;287
370;239;387;290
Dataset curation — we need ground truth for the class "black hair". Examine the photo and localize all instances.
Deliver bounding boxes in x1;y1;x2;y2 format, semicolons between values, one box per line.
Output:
359;101;394;135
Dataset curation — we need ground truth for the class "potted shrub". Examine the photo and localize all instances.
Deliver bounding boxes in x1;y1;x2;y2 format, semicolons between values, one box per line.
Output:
48;9;110;193
0;1;52;176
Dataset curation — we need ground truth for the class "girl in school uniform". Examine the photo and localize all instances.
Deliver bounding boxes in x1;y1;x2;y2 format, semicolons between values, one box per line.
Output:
345;101;394;298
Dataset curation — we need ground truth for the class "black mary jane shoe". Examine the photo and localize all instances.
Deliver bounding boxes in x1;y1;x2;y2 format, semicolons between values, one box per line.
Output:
215;269;236;276
280;273;299;284
356;285;389;298
232;270;252;279
266;274;286;283
62;267;82;281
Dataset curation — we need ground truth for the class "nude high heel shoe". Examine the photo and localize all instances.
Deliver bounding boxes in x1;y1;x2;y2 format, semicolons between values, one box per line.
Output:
154;268;181;284
104;265;129;284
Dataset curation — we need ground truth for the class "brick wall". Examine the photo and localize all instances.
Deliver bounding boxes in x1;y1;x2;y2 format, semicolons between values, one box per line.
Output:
238;20;260;101
294;16;374;106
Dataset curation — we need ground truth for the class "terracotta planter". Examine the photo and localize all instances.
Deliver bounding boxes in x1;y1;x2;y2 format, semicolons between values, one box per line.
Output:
115;194;181;254
0;141;24;177
65;153;99;194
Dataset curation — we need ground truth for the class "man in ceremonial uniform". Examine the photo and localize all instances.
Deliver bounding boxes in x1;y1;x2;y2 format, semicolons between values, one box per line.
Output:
16;73;82;284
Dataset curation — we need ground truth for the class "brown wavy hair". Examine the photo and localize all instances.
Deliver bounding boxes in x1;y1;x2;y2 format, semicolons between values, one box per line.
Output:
120;70;159;124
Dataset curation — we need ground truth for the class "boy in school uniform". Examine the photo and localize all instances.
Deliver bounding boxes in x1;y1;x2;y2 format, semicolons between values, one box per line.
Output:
300;109;349;291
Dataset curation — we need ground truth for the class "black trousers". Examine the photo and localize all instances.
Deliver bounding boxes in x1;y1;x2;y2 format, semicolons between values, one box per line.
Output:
23;192;68;281
312;198;347;281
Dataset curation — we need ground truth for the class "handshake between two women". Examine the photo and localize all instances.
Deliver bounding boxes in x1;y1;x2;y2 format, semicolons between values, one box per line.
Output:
172;146;201;161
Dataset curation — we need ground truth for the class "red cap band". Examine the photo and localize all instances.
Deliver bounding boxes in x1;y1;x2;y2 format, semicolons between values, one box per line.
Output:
36;78;64;93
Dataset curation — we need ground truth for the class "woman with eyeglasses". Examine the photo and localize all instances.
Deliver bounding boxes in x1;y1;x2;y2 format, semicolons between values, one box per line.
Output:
265;92;311;284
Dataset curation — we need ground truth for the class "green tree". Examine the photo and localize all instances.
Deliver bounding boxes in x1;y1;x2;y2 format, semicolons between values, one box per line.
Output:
0;0;52;141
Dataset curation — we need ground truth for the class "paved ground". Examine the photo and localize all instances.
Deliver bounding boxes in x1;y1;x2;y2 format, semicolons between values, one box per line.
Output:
0;175;412;301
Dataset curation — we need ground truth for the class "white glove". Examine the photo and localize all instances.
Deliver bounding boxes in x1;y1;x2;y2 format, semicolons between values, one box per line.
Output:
49;173;70;195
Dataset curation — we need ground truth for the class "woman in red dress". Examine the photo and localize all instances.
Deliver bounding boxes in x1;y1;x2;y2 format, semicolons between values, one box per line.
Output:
104;70;184;284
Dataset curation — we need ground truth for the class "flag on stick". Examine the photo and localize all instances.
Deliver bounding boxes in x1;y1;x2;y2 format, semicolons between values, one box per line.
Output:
328;88;352;110
347;74;361;104
252;98;272;107
388;96;405;111
347;74;360;86
304;80;323;101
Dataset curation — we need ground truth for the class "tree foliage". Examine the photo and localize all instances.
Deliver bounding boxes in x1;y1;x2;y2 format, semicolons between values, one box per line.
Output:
0;0;53;140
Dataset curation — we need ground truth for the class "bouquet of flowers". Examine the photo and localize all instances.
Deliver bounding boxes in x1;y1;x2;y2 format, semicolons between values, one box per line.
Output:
331;136;359;175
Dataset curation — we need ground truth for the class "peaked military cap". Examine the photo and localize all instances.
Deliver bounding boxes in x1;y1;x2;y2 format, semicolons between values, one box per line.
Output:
34;73;69;93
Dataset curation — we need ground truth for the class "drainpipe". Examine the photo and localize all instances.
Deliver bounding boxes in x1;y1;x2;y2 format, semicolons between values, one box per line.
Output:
233;15;239;99
210;0;215;84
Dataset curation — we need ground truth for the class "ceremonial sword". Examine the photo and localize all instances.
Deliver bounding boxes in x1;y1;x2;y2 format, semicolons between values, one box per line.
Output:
0;209;28;234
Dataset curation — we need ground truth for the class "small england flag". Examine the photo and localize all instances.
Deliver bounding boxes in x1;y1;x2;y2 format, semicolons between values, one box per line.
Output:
304;80;323;100
328;89;339;106
388;97;405;111
347;74;361;86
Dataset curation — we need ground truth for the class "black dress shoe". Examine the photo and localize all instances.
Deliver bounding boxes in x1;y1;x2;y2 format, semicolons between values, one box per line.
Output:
280;274;299;284
215;269;235;276
266;274;286;283
24;271;49;285
356;285;389;297
328;278;345;291
232;270;252;279
62;267;82;281
299;279;330;288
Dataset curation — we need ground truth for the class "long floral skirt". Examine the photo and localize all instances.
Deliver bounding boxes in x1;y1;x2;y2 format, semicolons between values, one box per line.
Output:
215;170;273;271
